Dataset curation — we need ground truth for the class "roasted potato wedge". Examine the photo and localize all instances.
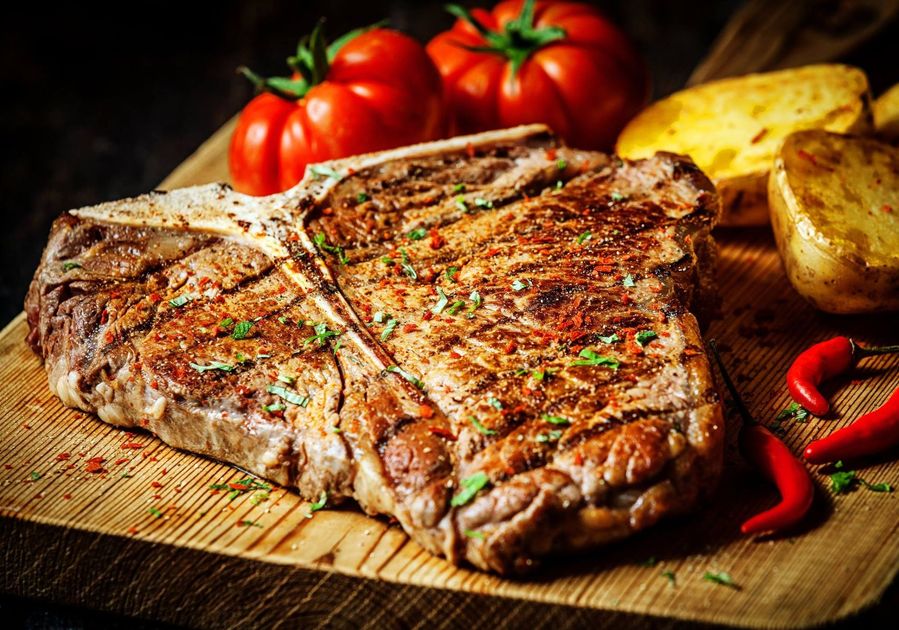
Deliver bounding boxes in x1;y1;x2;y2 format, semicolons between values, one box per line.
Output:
617;65;872;226
874;83;899;141
769;130;899;314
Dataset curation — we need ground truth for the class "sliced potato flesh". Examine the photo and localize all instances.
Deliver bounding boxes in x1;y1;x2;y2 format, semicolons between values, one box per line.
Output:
769;130;899;314
617;64;872;226
874;83;899;141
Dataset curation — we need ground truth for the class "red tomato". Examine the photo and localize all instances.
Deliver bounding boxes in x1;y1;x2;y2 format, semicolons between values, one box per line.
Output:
427;0;648;150
230;26;445;196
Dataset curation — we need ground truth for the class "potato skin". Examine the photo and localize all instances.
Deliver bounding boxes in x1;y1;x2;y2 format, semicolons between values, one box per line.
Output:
874;83;899;142
618;64;872;227
769;130;899;314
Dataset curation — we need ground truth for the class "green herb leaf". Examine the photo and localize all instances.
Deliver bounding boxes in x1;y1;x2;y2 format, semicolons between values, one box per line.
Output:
399;248;417;280
235;352;248;364
487;396;502;410
309;164;342;181
407;227;427;241
775;402;810;422
29;471;42;481
622;274;635;287
455;196;469;213
453;183;466;193
373;311;386;324
598;333;620;344
570;348;620;369
469;415;496;436
467;290;481;318
542;414;570;425
451;472;490;507
219;317;234;328
464;529;485;539
662;570;676;586
263;402;286;413
277;373;296;385
447;300;465;316
148;507;163;518
304;322;340;347
861;480;894;493
641;556;659;567
62;261;82;272
445;266;459;283
636;330;658;347
512;279;532;291
556;159;568;170
313;232;349;265
577;231;592;244
703;571;737;588
610;191;625;202
536;430;564;443
169;294;193;308
267;385;309;407
432;287;450;314
474;197;493;209
306;490;328;518
189;360;235;373
385;365;425;389
381;318;399;341
239;518;263;528
231;320;254;340
356;192;369;203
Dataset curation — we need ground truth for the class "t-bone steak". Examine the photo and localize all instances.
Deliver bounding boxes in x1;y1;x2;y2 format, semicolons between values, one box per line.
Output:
25;125;723;574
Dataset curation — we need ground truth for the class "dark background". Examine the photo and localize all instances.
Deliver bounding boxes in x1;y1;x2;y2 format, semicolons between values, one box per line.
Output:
1;1;897;627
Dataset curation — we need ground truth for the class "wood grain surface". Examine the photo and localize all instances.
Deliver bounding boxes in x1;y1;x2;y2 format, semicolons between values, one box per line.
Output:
1;128;898;628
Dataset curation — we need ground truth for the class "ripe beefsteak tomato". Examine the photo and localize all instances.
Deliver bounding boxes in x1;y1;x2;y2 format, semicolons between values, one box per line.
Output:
427;0;648;150
230;24;445;196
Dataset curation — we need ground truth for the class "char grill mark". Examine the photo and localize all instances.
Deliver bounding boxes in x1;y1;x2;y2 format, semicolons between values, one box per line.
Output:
26;127;723;575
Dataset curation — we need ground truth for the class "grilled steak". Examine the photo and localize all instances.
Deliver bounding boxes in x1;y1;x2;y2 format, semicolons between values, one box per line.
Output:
25;126;723;574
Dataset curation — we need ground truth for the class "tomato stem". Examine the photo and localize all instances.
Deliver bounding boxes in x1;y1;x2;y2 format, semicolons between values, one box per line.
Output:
445;0;567;76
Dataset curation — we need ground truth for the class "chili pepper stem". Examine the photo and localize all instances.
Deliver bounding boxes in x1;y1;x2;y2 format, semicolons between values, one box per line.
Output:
708;340;755;426
852;340;899;359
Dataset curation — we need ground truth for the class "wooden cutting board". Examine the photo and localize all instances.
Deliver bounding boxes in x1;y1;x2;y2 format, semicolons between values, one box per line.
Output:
2;120;898;629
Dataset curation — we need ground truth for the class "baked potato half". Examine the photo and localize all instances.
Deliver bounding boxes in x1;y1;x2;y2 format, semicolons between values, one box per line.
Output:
617;65;873;226
874;83;899;141
769;130;899;314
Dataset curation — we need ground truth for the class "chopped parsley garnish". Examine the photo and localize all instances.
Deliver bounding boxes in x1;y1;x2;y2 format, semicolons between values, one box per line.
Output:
189;360;234;373
267;385;309;407
277;373;296;385
464;529;485;539
703;571;737;588
29;471;42;481
407;227;427;241
610;191;625;202
381;318;399;341
380;256;395;266
385;365;425;389
453;183;466;193
432;287;449;314
303;322;341;347
356;192;369;203
622;274;635;287
598;333;620;344
636;330;658;347
487;396;503;410
445;266;459;282
450;472;490;507
542;414;570;425
148;507;163;518
309;164;342;181
313;232;349;265
776;402;810;423
235;352;248;364
577;231;592;244
238;519;263;528
511;279;532;291
467;290;481;318
399;248;417;280
219;317;234;328
863;480;894;493
570;348;620;369
469;415;496;436
210;477;271;501
373;311;386;323
641;556;659;567
454;196;469;213
555;180;563;189
62;261;82;272
278;316;289;325
250;492;270;506
169;294;193;308
474;197;493;209
263;402;286;413
306;490;328;518
556;159;568;170
447;300;465;316
829;461;894;494
662;570;676;586
536;430;564;443
231;320;253;340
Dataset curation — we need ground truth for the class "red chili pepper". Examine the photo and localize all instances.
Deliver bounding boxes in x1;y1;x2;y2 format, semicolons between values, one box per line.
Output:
787;337;899;416
710;340;814;535
804;386;899;464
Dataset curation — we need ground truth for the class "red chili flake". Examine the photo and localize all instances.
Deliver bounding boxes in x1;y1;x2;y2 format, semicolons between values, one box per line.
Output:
486;247;501;257
100;309;109;325
465;142;476;158
85;461;105;474
322;207;334;216
422;310;434;322
573;452;584;466
114;458;129;465
104;331;115;344
503;341;517;354
152;494;162;500
797;149;818;165
127;526;139;535
750;128;768;144
63;493;72;500
3;464;12;470
121;442;144;450
140;418;150;428
402;323;418;333
429;426;457;441
504;465;516;476
545;148;558;161
161;468;168;475
151;481;164;488
149;380;159;390
419;404;434;419
228;482;249;491
882;204;894;213
429;227;446;250
198;276;211;288
449;350;462;359
595;264;614;273
55;453;70;461
87;456;105;464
